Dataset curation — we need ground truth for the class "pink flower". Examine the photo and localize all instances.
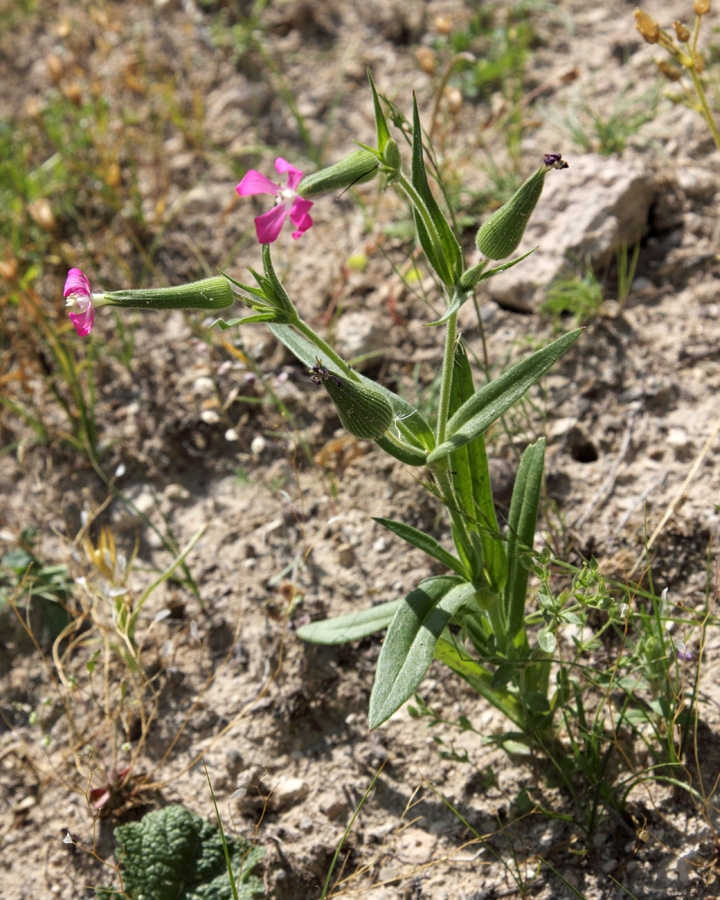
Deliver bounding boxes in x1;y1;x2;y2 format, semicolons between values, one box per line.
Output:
64;268;96;336
236;157;313;244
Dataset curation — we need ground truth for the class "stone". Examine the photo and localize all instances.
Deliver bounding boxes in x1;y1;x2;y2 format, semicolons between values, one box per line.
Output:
483;154;656;311
267;777;309;811
318;790;348;820
334;312;387;371
336;543;354;566
676;165;718;201
112;483;155;530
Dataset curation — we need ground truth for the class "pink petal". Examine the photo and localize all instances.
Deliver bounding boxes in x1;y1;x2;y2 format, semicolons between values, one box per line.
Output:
289;197;313;239
68;306;95;336
254;206;288;244
275;157;304;191
64;268;91;299
91;790;111;810
236;170;281;197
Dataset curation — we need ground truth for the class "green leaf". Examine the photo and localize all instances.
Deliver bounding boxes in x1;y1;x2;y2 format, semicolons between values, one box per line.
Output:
96;805;264;900
373;517;467;577
296;598;402;645
459;249;537;292
447;340;506;590
505;439;545;641
410;97;463;286
368;577;476;729
374;434;428;467
367;69;391;153
210;312;281;328
426;285;473;326
523;691;550;714
434;637;525;729
427;329;581;463
431;252;537;325
538;628;556;654
491;663;516;689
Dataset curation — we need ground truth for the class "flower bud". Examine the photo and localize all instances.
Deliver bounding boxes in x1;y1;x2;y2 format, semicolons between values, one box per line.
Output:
310;360;393;440
297;150;379;198
383;139;401;171
694;0;710;15
475;154;568;260
102;276;234;311
673;20;691;42
634;8;660;43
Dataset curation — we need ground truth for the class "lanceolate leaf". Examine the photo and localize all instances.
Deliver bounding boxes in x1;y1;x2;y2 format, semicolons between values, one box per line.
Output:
368;69;391;153
427;329;581;463
297;599;402;645
504;438;545;641
368;577;476;729
410;97;463;287
430;252;537;325
434;637;525;730
373;517;468;577
426;285;472;326
449;341;506;590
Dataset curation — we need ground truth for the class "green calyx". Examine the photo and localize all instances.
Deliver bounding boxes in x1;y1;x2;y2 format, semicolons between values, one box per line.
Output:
310;360;394;440
297;150;379;198
102;276;234;311
475;154;568;260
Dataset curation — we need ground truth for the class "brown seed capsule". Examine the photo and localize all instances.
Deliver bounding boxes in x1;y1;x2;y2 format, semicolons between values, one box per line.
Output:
634;8;661;43
673;20;691;42
694;0;710;15
657;59;682;81
415;46;437;75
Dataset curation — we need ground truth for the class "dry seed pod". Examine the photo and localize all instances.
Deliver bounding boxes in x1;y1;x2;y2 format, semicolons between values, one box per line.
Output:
694;0;710;15
673;20;691;42
475;153;568;260
634;8;661;43
310;359;393;440
657;59;682;81
416;46;437;75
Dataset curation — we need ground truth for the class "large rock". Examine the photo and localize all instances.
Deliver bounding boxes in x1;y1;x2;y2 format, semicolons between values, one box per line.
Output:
484;154;656;311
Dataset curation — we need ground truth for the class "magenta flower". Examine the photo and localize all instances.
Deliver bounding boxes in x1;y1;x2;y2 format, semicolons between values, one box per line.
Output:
236;157;313;244
64;268;97;336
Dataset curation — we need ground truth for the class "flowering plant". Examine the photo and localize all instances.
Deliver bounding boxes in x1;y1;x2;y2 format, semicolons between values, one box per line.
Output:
64;74;581;748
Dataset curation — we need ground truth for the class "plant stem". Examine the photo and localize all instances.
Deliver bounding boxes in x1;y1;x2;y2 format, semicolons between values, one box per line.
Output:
432;462;475;571
436;309;457;446
688;65;720;152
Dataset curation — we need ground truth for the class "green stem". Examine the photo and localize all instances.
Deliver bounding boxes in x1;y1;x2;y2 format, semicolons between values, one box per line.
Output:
436;310;457;446
688;64;720;152
432;463;475;572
